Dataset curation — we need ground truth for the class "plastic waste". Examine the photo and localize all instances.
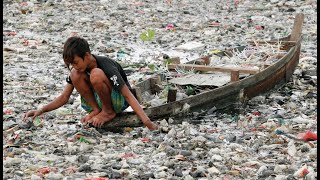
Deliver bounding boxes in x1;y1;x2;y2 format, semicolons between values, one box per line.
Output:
166;23;176;31
294;165;309;178
255;25;265;30
186;86;194;96
33;117;43;127
297;131;317;141
37;167;51;174
117;49;126;61
3;108;13;115
287;140;296;157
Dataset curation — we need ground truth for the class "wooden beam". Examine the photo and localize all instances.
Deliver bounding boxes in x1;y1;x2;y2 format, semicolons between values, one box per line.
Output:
186;56;212;65
194;59;207;65
168;64;259;74
193;56;211;65
101;113;142;127
186;56;214;65
231;71;239;82
150;75;162;94
167;88;177;102
289;13;304;42
263;64;271;69
131;87;143;103
170;57;181;64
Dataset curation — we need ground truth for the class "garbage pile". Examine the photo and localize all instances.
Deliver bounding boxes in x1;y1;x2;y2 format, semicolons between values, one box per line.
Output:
3;0;317;179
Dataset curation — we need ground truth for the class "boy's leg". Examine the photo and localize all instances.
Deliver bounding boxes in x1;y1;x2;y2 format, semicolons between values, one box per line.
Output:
89;68;116;127
70;69;101;123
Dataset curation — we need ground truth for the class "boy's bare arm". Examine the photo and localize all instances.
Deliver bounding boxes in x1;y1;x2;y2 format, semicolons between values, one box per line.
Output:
23;83;74;120
120;85;158;130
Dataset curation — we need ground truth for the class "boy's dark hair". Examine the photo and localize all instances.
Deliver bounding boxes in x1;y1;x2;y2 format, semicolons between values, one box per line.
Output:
63;36;91;70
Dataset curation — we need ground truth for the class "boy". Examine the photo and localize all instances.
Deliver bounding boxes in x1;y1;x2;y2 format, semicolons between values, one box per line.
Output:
23;36;158;130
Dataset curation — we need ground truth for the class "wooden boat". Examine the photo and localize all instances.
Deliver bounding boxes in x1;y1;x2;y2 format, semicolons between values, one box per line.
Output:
102;13;304;128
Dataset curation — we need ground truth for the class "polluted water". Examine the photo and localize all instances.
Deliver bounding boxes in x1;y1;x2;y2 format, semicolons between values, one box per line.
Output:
3;0;317;179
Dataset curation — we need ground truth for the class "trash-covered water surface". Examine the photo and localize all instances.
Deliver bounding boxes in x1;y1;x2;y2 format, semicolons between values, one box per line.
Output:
3;0;317;179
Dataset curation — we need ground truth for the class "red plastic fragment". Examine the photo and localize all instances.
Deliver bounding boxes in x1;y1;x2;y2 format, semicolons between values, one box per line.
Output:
121;152;136;159
37;167;51;174
297;131;317;141
252;111;261;116
141;137;150;143
166;23;176;31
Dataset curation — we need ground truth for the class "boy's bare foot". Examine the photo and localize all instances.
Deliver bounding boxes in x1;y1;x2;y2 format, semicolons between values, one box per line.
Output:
90;111;116;127
81;109;101;124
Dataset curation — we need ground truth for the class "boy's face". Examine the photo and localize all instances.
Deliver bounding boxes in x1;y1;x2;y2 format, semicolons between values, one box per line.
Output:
71;55;88;72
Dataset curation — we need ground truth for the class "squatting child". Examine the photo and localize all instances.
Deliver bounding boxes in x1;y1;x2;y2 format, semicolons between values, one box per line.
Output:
24;36;158;130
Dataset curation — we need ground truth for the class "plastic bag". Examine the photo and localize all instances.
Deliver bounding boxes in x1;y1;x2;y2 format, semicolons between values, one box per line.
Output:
297;131;317;141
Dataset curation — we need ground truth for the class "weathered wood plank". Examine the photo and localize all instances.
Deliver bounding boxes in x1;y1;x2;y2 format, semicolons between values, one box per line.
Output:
167;88;177;102
170;57;181;64
135;78;151;92
186;56;212;65
169;73;230;87
289;13;304;42
231;71;239;82
101;113;142;127
263;64;271;69
131;87;143;103
168;64;259;74
150;75;162;94
192;56;211;65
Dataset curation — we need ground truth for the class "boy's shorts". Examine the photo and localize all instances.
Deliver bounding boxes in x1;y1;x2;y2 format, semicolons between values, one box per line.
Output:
81;89;129;114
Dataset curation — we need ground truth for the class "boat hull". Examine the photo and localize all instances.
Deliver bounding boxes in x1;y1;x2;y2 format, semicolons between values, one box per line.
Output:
102;14;304;128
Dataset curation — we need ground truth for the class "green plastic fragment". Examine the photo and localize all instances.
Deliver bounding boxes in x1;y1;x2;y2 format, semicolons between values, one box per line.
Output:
186;86;194;96
278;118;285;125
164;58;173;65
34;117;42;126
78;136;90;144
139;29;155;41
231;115;239;122
148;64;156;71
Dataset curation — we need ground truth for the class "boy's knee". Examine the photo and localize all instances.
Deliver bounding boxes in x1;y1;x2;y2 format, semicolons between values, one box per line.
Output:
90;68;106;85
70;69;89;83
70;69;82;81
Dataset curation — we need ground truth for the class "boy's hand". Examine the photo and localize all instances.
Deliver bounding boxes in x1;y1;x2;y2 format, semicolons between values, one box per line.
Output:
146;121;159;131
23;110;43;121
